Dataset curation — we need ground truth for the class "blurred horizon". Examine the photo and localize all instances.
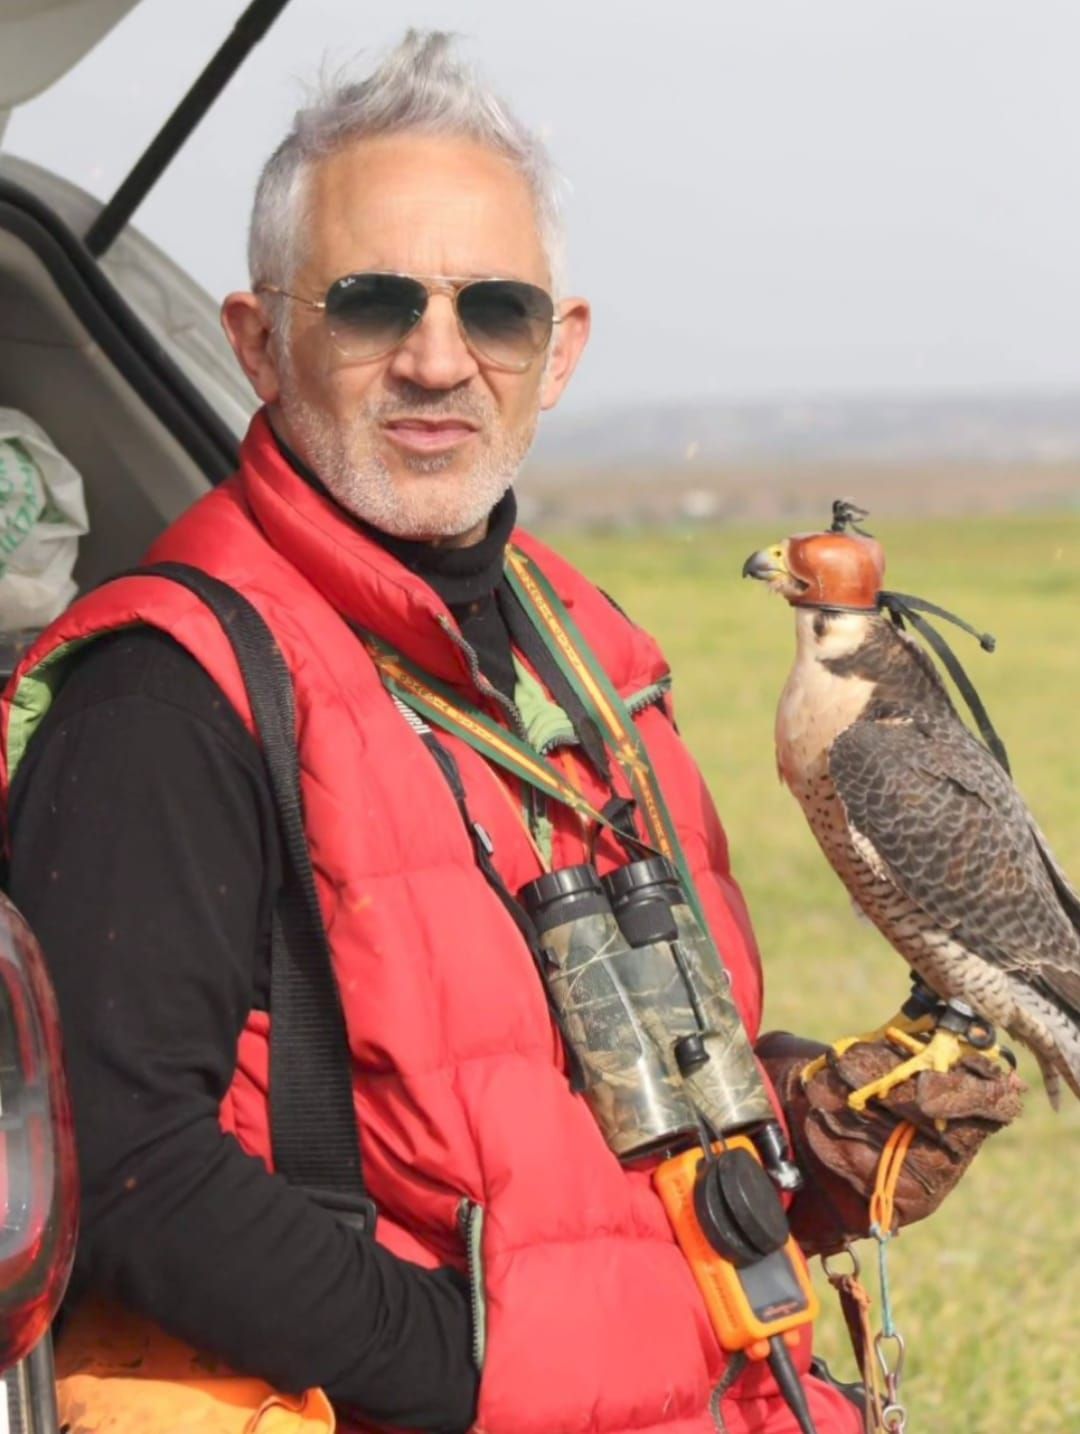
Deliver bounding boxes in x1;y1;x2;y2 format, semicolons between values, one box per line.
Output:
6;0;1080;425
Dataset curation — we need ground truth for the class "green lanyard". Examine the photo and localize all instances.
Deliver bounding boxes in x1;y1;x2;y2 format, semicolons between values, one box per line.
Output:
363;545;714;944
361;629;627;839
502;547;712;939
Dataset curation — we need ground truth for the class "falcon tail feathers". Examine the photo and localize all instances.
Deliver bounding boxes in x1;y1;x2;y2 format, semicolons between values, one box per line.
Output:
1035;1012;1080;1108
1058;1033;1080;1104
1008;976;1080;1108
1039;1063;1062;1112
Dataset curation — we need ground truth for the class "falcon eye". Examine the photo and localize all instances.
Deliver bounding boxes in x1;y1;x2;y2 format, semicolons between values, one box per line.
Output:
812;610;830;640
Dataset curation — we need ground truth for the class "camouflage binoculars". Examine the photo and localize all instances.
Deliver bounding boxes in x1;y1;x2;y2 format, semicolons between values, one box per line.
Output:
520;856;784;1168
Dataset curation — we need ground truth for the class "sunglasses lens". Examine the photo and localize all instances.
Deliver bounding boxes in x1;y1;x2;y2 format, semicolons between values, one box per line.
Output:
324;273;426;357
457;280;554;368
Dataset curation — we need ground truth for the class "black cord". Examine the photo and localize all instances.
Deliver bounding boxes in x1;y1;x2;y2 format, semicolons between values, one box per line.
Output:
768;1338;820;1434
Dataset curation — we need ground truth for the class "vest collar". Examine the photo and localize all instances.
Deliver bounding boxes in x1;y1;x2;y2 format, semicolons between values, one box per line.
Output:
234;410;661;702
268;424;518;610
238;409;504;691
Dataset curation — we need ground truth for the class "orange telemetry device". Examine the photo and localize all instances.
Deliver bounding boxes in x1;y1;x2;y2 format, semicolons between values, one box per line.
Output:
654;1134;819;1360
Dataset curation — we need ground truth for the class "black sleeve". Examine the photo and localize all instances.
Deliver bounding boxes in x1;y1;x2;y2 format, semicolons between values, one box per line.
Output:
6;629;478;1431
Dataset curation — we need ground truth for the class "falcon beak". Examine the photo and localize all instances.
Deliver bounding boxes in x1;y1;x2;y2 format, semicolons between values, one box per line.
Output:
742;545;789;582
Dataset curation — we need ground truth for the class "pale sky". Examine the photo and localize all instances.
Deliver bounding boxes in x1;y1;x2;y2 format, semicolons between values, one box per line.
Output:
7;0;1080;418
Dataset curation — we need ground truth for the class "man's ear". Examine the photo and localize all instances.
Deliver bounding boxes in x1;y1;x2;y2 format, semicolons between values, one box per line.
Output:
540;298;590;411
221;291;282;404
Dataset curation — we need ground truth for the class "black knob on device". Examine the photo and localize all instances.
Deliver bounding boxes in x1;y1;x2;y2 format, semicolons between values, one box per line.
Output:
692;1158;760;1268
717;1151;789;1256
602;855;681;904
692;1148;790;1266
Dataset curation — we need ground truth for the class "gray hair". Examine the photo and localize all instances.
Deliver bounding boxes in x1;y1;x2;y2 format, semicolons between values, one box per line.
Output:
248;30;565;298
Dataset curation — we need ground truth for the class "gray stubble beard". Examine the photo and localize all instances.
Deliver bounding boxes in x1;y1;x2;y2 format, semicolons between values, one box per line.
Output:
277;368;538;540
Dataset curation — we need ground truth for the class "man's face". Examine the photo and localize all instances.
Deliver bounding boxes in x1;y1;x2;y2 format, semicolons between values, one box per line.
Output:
225;132;589;543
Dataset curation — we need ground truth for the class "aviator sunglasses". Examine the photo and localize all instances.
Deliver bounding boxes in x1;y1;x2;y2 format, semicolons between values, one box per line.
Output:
257;271;560;372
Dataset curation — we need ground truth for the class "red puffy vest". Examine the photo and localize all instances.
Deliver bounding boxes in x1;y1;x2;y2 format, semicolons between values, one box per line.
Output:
2;414;859;1434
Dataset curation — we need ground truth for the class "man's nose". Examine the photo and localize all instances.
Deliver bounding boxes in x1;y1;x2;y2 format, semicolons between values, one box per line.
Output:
386;293;480;389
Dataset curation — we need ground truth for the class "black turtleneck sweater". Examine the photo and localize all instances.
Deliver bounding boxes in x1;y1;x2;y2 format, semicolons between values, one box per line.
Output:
361;492;519;701
4;481;524;1430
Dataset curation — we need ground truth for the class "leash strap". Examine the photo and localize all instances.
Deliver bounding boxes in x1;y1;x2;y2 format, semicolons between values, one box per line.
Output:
868;1121;917;1239
822;1247;881;1432
867;1121;917;1433
822;1118;918;1434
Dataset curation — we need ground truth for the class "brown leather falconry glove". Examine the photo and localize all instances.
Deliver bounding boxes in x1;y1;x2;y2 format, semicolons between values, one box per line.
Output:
757;1031;1025;1258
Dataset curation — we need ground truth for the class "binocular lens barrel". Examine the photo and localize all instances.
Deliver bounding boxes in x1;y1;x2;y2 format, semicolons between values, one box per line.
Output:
519;858;797;1184
520;862;699;1158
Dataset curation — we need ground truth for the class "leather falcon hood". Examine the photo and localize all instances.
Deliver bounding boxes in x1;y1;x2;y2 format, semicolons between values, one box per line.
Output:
783;528;886;611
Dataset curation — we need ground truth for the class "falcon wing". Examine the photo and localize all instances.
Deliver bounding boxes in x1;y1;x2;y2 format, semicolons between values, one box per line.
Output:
828;714;1080;1021
1028;813;1080;940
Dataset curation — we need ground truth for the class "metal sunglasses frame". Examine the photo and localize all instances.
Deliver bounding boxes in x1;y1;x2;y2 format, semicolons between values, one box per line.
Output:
256;270;563;372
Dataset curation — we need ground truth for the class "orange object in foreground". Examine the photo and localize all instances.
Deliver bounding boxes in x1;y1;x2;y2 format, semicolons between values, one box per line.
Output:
654;1135;820;1356
56;1297;336;1433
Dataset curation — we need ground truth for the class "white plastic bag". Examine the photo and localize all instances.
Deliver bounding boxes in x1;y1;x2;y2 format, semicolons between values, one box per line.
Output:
0;409;89;634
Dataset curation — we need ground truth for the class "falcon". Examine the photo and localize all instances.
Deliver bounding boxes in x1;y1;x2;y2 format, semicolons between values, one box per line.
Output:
742;503;1080;1110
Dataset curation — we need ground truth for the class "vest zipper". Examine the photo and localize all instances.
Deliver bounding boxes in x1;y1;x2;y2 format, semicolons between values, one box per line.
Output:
457;1198;487;1371
710;1382;730;1433
534;676;673;756
537;729;577;757
435;613;528;738
625;675;672;717
709;1351;747;1432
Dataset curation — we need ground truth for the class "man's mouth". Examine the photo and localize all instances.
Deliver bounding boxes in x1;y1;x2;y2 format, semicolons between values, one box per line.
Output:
382;418;480;455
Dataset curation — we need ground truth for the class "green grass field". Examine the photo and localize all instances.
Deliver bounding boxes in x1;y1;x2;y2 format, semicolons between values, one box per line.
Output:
554;512;1080;1434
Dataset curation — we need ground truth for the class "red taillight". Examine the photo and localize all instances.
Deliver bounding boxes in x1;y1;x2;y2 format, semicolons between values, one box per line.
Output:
0;894;77;1368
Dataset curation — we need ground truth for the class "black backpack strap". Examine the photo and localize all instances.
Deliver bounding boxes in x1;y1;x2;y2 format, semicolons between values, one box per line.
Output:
137;562;375;1233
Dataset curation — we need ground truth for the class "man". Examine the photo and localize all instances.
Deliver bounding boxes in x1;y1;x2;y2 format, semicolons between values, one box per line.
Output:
1;30;1018;1434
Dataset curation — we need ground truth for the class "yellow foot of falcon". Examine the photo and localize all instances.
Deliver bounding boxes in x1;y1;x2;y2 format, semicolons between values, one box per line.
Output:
848;1028;988;1112
799;1009;937;1086
801;1010;1012;1116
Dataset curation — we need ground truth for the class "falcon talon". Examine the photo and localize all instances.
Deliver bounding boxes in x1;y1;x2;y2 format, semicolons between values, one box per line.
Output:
845;1030;971;1111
